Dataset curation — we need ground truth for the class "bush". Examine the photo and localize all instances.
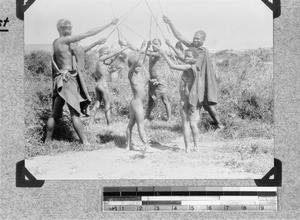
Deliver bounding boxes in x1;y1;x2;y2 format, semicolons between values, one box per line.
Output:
217;138;273;173
25;50;52;77
24;47;274;157
216;48;273;125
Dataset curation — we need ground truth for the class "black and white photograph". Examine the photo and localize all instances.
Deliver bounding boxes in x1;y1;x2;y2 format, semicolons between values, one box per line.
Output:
24;0;274;179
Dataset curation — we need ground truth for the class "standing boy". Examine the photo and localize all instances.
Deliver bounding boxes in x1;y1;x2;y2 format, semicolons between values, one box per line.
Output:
163;16;224;130
160;47;201;153
126;41;157;152
89;40;130;126
145;38;171;121
45;18;118;146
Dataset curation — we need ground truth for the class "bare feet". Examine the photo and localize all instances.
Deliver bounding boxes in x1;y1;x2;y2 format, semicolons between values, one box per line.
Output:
145;145;160;153
126;143;135;151
192;146;199;153
145;116;153;122
83;141;93;151
162;116;170;122
215;124;225;132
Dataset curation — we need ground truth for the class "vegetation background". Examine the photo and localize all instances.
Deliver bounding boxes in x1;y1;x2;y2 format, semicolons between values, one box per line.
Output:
24;46;274;176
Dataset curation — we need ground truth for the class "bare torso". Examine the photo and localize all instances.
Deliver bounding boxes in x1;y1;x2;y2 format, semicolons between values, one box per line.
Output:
95;61;110;82
148;55;164;79
128;69;145;101
53;39;73;70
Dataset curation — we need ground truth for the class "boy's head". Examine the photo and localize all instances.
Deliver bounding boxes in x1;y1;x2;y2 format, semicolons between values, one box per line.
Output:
57;19;72;36
175;41;184;51
127;53;142;71
98;47;109;56
184;47;199;64
151;38;161;52
192;30;206;48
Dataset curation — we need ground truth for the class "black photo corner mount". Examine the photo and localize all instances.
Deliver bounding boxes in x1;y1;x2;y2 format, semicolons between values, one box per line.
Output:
16;0;36;21
16;160;45;187
17;0;281;21
254;158;282;187
261;0;281;19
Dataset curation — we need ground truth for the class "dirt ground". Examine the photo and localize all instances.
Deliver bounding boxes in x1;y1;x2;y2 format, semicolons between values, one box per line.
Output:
26;133;273;180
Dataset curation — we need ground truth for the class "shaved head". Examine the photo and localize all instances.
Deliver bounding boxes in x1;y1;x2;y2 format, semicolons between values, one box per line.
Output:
194;30;206;41
57;19;72;32
127;53;139;68
185;47;200;59
98;46;109;55
152;38;161;45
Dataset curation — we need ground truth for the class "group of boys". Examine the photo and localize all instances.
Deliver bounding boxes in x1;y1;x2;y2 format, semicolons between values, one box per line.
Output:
45;16;223;153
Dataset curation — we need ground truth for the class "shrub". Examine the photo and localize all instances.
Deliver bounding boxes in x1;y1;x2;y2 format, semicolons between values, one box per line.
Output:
24;47;274;157
25;50;52;77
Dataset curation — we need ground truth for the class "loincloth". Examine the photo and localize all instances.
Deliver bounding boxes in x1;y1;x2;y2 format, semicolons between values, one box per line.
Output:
53;71;85;116
148;78;166;101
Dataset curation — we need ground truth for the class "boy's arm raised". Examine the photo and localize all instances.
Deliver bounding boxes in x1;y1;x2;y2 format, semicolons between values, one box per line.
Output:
59;19;118;44
126;41;153;62
143;41;161;58
130;41;147;70
142;41;151;63
99;41;129;61
162;16;192;48
83;38;106;52
160;50;190;71
137;41;147;64
165;39;185;61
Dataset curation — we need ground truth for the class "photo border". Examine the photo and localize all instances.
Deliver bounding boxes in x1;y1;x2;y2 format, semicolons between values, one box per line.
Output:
1;0;300;219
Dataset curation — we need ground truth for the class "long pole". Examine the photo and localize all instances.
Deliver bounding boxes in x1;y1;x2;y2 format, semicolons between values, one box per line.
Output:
144;0;179;64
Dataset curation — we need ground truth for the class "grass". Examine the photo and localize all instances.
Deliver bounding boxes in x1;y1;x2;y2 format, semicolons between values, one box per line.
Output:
216;138;273;174
24;48;274;163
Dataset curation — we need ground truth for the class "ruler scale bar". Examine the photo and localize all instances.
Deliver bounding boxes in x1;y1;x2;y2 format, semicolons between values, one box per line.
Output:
103;187;277;212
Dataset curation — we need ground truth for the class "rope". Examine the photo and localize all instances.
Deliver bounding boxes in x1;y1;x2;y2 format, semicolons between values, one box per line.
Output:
93;1;143;53
143;15;153;64
110;1;123;48
149;15;153;42
157;0;172;34
109;1;119;44
121;23;160;52
105;0;143;39
119;0;143;21
120;24;151;75
121;23;147;41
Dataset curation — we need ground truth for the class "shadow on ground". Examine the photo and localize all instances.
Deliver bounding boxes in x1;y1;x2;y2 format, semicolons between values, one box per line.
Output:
150;141;181;152
96;132;127;149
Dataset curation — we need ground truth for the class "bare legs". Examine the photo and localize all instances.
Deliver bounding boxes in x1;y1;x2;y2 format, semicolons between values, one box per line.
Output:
45;95;89;145
145;95;155;120
180;101;199;153
45;95;64;143
203;104;224;129
89;86;111;126
126;99;148;151
88;100;101;126
145;93;171;121
161;94;171;121
68;104;88;145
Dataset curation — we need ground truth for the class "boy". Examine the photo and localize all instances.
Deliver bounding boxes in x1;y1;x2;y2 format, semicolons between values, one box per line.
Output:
144;38;171;121
165;39;185;63
163;16;224;130
89;40;129;126
126;41;156;151
160;47;201;153
45;18;118;146
175;41;185;54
